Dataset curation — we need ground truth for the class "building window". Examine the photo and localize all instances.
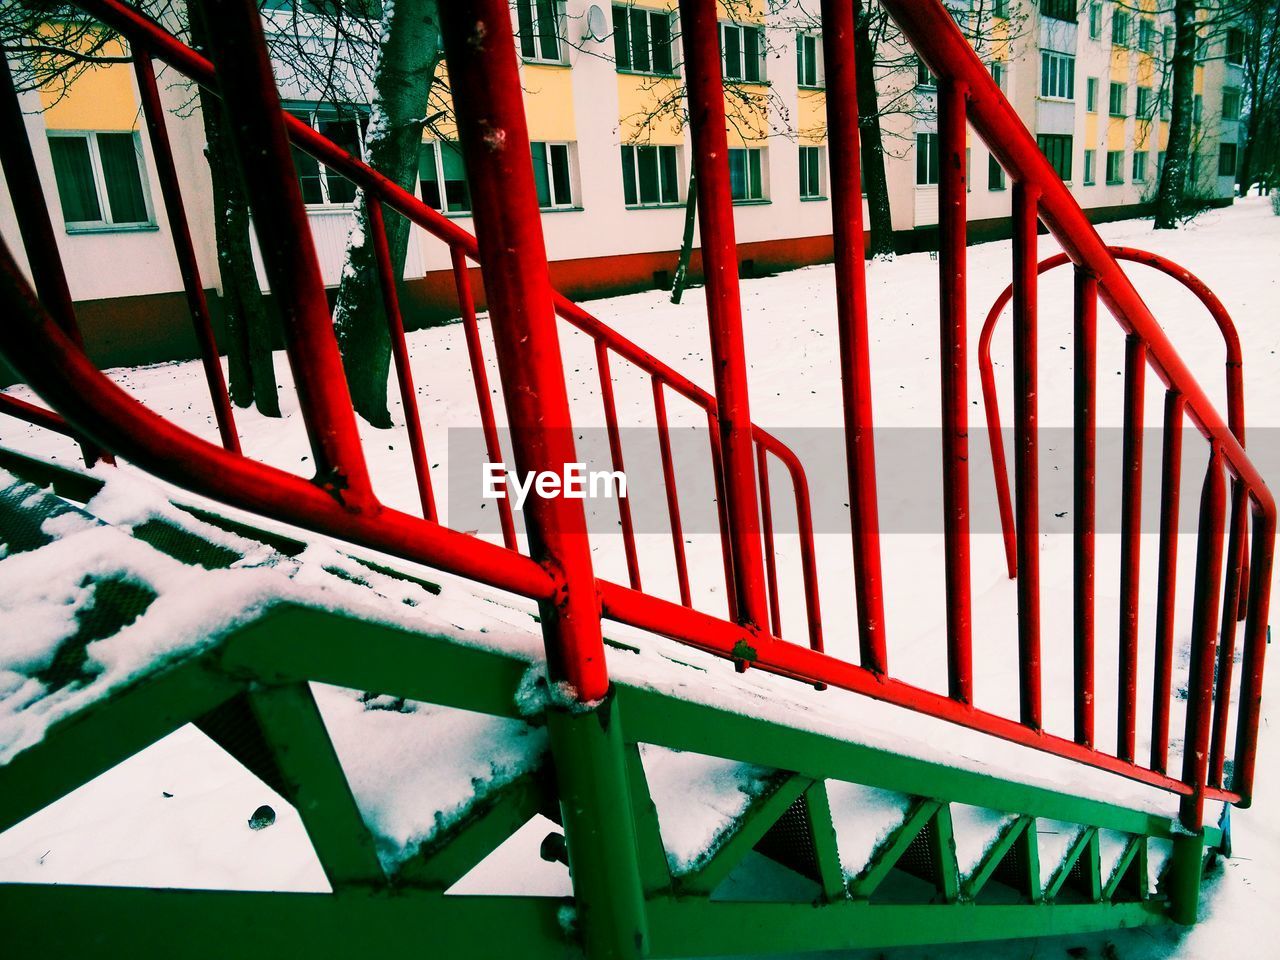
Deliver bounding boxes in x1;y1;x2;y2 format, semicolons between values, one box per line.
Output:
1106;149;1125;184
993;0;1009;16
1223;88;1242;121
990;60;1005;90
1226;28;1245;66
621;144;681;206
915;133;940;185
1163;26;1174;59
517;0;566;64
1084;149;1097;185
1089;2;1102;39
1037;133;1073;181
1132;151;1148;182
1109;82;1127;116
1041;0;1076;23
1157;151;1166;178
988;154;1006;190
287;105;368;206
1136;86;1151;117
1190;151;1200;182
1160;90;1172;121
1086;77;1099;112
1193;93;1203;124
47;131;152;230
419;141;471;214
727;147;766;201
1219;143;1238;177
797;31;823;88
721;22;766;82
530;141;575;208
1138;19;1155;53
798;145;825;199
613;5;675;75
1040;51;1075;100
915;56;937;89
1113;11;1131;47
1195;31;1208;62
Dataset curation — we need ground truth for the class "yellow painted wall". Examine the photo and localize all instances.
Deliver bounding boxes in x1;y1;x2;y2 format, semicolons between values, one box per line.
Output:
1107;117;1126;150
522;64;577;141
796;89;826;145
40;37;139;132
1085;113;1098;148
724;84;769;146
1110;47;1130;81
618;75;683;144
717;0;764;22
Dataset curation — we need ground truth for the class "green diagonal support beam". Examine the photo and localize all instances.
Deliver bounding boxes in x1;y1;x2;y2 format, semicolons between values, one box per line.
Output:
850;798;940;899
677;774;811;896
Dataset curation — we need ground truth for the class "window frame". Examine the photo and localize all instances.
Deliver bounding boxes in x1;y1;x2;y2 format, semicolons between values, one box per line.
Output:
1089;2;1102;40
1086;77;1099;112
1108;81;1127;117
1083;148;1097;185
46;129;156;233
1036;133;1073;182
988;153;1006;191
517;0;568;65
1223;87;1242;121
1039;50;1076;101
915;56;938;90
1138;18;1155;53
796;30;824;89
727;146;767;202
620;143;683;207
720;21;767;84
798;144;826;200
1218;142;1238;177
418;140;472;216
915;132;940;186
286;103;370;208
1135;85;1151;118
1225;28;1245;66
530;140;578;210
1105;149;1125;185
613;4;677;76
1113;10;1131;47
1132;151;1148;182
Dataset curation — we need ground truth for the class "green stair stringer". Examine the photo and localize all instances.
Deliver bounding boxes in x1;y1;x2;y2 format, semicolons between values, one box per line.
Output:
0;450;1224;958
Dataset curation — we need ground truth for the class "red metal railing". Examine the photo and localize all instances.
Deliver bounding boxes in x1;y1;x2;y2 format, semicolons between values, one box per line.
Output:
0;0;1273;829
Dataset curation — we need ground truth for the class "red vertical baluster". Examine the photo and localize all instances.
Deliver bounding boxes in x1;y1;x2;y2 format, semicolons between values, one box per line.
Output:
1073;267;1098;747
1012;182;1041;729
652;378;692;607
596;341;641;590
1208;480;1249;785
1231;496;1275;803
452;247;517;550
1117;334;1146;762
368;198;436;521
756;443;782;639
134;52;240;454
1180;449;1227;830
438;0;606;701
938;76;972;704
197;0;374;509
677;0;769;633
820;0;887;673
1151;390;1185;772
706;410;740;621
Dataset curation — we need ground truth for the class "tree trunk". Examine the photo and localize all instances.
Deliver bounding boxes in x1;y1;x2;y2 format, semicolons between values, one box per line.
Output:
332;0;442;428
197;86;280;417
1154;0;1198;229
670;174;698;303
855;3;894;257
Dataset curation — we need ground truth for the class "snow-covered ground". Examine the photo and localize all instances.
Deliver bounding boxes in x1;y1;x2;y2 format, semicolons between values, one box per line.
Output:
1;198;1277;957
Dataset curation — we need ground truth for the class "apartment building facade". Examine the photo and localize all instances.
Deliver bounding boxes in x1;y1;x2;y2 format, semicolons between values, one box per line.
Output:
0;0;1243;369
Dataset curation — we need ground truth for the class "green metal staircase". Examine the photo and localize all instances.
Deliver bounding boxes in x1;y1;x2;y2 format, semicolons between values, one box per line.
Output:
0;449;1225;958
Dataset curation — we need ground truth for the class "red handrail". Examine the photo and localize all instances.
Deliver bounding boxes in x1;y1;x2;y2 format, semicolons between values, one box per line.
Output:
979;246;1247;580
